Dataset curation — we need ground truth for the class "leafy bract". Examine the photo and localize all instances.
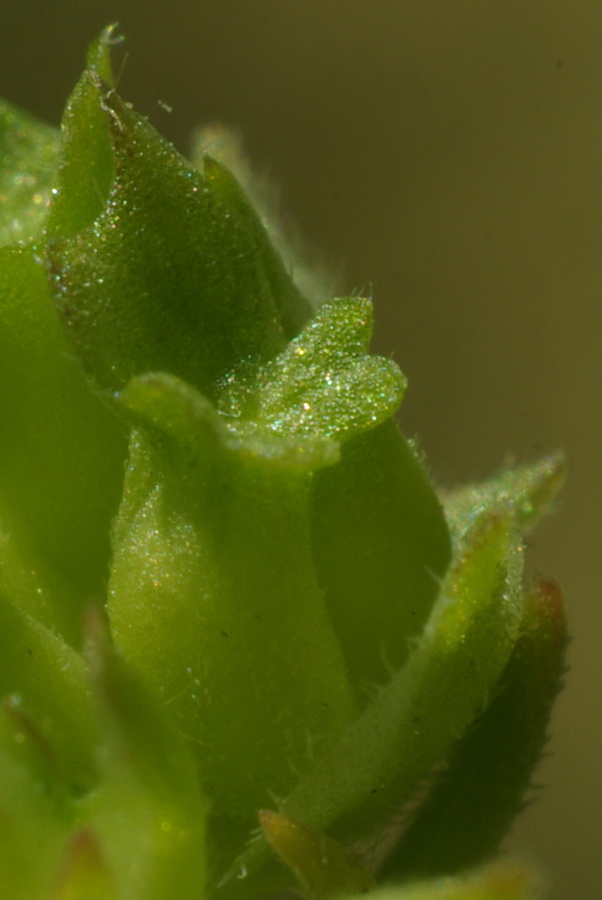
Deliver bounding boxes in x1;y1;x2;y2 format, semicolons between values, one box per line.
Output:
107;282;445;839
220;295;406;442
311;420;451;693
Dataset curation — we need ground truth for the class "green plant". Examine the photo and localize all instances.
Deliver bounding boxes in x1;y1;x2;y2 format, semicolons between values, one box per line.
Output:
0;27;567;900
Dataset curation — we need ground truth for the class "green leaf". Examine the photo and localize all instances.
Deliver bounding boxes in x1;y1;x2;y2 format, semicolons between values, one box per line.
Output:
121;370;339;473
222;513;523;895
0;515;61;628
380;579;568;881
221;296;406;442
219;295;448;694
311;420;451;695
108;373;356;830
0;247;127;641
46;73;312;398
81;615;207;900
282;514;524;838
0;589;94;784
190;123;337;307
0;706;73;900
0;100;58;245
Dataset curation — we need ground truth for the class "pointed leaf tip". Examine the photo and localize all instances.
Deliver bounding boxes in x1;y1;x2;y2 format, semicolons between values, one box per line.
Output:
52;829;115;900
443;453;567;547
85;24;123;86
260;810;375;898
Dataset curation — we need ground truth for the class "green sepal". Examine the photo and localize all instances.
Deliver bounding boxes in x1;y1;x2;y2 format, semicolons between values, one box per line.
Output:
380;579;568;881
80;614;207;900
109;372;356;828
259;809;376;899
0;246;127;641
0;100;58;246
46;66;312;398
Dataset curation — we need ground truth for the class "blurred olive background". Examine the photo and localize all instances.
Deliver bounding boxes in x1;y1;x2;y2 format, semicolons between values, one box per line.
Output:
2;2;600;897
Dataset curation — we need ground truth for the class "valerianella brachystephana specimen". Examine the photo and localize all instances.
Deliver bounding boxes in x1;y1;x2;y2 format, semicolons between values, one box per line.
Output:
0;26;567;900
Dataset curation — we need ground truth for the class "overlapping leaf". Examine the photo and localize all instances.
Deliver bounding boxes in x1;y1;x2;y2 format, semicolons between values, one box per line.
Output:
0;99;58;245
46;29;311;400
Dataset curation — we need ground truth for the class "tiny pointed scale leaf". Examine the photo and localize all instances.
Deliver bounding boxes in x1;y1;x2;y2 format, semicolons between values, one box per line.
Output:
260;809;375;899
